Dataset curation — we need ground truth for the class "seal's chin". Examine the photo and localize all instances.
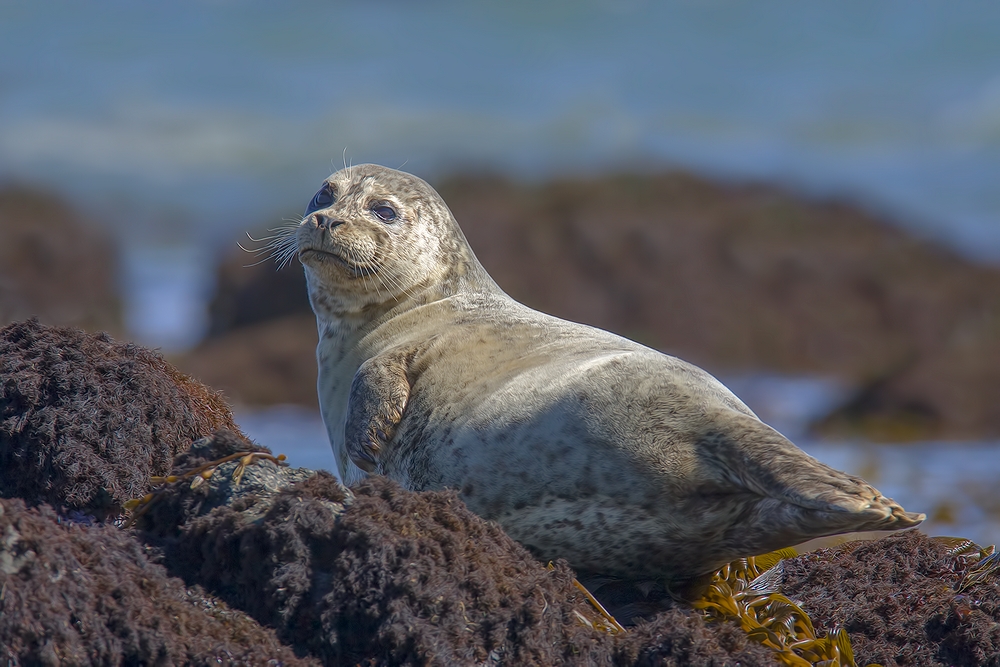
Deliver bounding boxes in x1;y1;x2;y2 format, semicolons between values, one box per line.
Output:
298;248;338;265
299;247;376;278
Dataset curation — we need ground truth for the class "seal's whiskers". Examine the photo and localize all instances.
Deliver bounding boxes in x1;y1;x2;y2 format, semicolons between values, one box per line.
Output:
240;219;301;269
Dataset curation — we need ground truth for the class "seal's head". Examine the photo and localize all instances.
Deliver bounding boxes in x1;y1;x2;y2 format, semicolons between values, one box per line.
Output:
295;164;487;320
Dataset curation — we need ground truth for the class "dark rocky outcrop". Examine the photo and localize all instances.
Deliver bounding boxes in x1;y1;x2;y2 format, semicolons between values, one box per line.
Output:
176;313;320;408
0;186;120;333
138;431;775;666
3;321;999;666
0;497;315;667
207;248;312;337
783;531;1000;667
0;319;244;518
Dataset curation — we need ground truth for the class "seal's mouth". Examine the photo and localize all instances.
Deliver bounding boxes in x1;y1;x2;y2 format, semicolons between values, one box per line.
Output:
299;247;377;277
298;247;338;264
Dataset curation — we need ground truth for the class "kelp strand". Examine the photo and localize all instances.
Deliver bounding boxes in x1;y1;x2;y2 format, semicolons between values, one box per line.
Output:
693;548;867;667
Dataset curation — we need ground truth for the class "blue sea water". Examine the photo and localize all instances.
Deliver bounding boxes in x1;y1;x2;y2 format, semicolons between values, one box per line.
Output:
3;2;1000;254
4;2;1000;348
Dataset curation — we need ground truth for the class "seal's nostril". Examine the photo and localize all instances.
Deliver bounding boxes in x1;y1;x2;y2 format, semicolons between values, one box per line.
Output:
314;213;343;230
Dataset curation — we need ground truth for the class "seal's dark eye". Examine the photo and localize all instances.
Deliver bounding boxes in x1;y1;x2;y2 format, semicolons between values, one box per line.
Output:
307;185;335;213
372;204;397;222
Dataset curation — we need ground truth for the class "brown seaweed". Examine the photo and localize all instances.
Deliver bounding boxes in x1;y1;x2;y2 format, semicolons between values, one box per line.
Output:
0;319;243;518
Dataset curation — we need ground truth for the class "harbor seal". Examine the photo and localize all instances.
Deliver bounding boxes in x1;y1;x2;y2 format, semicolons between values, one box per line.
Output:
290;164;924;584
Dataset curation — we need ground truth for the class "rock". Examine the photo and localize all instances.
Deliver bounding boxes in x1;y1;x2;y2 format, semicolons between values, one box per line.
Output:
175;313;319;408
0;186;120;332
812;332;1000;440
138;431;775;666
206;248;311;337
783;530;1000;667
440;174;1000;442
0;319;245;518
0;497;316;667
4;317;999;666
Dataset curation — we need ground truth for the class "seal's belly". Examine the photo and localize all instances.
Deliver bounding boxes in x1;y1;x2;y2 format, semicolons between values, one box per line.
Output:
388;349;712;518
487;493;752;579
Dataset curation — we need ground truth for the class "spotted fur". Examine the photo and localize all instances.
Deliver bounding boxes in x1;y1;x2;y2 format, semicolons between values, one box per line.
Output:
296;164;924;584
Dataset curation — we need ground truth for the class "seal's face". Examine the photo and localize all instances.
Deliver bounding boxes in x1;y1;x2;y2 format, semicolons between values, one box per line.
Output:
296;164;476;319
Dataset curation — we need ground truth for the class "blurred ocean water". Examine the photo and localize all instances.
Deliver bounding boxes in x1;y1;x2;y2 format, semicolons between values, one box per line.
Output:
4;2;1000;348
3;2;1000;254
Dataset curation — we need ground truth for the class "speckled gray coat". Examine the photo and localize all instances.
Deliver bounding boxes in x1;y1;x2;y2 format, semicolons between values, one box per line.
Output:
291;164;923;583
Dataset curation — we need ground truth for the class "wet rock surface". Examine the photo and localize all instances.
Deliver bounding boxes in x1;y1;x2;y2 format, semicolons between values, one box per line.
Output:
2;321;999;666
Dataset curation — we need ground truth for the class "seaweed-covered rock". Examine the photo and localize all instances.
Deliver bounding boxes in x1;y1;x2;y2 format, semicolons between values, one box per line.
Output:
138;433;775;666
176;313;320;407
0;497;315;667
783;531;1000;666
207;245;311;337
5;320;999;665
139;436;605;665
0;319;244;518
617;608;779;667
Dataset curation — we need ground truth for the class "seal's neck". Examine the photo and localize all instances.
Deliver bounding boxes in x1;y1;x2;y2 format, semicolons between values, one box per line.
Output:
312;263;501;348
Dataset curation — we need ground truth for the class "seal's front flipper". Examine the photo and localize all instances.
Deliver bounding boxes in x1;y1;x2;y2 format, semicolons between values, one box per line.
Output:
344;352;412;473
